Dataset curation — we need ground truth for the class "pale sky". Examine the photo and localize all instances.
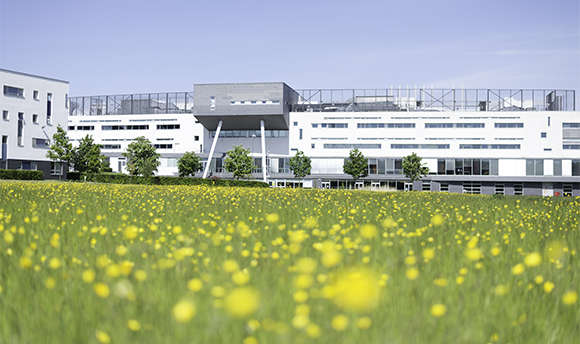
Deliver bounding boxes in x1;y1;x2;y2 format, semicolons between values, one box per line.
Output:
0;0;578;102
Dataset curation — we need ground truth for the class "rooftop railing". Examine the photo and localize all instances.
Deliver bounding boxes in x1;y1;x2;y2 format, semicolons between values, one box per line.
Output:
69;92;193;116
291;88;576;112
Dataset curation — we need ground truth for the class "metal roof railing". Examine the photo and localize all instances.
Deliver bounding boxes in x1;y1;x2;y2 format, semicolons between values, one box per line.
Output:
69;92;193;116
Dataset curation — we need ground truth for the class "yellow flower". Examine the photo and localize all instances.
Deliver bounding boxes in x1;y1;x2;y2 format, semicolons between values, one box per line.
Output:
491;247;501;256
406;267;419;280
188;278;203;291
331;314;349;331
124;225;139;240
265;213;279;223
356;317;372;329
293;274;313;289
306;323;321;338
134;270;147;282
116;245;128;256
534;275;544;284
49;258;61;270
127;319;141;331
524;252;542;267
82;269;96;283
94;283;110;298
543;281;555;293
243;336;259;344
433;278;448;287
359;224;377;239
223;259;239;273
211;286;226;298
494;284;509;296
562;291;578;305
19;256;32;269
224;287;260;318
511;264;525;275
422;248;435;260
95;330;111;344
173;299;196;323
321;250;342;268
430;214;444;226
430;303;447;317
330;267;380;312
465;248;483;261
296;258;317;274
45;277;56;289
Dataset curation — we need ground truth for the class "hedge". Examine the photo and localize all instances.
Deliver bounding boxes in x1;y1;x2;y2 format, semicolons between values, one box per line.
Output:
79;173;269;188
0;169;43;180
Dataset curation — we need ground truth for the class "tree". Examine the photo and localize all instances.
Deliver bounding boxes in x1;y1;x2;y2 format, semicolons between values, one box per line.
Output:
402;152;429;182
224;145;253;180
343;148;368;181
289;150;311;178
177;151;202;177
72;135;107;174
122;136;160;176
46;125;74;166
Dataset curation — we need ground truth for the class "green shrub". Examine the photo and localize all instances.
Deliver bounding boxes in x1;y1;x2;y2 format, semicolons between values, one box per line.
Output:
81;173;268;188
66;171;82;181
0;169;43;180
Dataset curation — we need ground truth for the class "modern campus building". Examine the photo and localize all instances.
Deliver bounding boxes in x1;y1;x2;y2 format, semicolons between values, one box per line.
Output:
67;82;580;196
0;69;70;178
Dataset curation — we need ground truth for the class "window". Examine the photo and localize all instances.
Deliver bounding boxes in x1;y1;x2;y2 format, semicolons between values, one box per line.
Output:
495;184;505;195
209;96;216;111
563;123;580;128
572;160;580;176
68;126;75;131
563;184;573;197
1;136;7;161
526;159;544;176
3;85;24;98
513;184;523;196
102;125;148;130
46;93;52;124
358;123;415;128
324;143;381;149
299;129;303;140
563;145;580;150
157;124;180;130
2;110;7;121
32;138;49;149
422;182;431;191
553;160;562;176
154;144;173;149
33;90;39;100
194;136;199;141
460;144;520;149
20;161;38;170
17;112;24;146
100;144;121;150
494;123;524;128
440;183;449;192
463;182;481;194
391;144;449;149
76;125;94;131
541;132;547;138
50;162;63;176
293;122;298;126
436;159;498;176
312;123;348;128
425;123;484;128
311;143;315;149
33;114;38;124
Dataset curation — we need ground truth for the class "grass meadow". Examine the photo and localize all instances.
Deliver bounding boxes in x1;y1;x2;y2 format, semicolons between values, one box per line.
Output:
0;181;578;343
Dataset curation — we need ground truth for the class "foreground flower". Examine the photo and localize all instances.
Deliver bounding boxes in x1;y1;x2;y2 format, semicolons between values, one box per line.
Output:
331;267;380;312
562;291;577;305
430;303;447;317
224;287;260;318
173;299;196;323
331;314;349;331
524;252;542;267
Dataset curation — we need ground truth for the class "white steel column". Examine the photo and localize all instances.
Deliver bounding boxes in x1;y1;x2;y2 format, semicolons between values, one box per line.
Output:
260;119;267;183
202;120;222;179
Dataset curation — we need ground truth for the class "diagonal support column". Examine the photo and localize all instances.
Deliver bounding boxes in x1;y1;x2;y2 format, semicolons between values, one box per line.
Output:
260;119;267;183
202;120;222;179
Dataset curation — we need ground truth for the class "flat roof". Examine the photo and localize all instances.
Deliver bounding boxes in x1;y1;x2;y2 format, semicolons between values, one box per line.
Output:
0;68;69;84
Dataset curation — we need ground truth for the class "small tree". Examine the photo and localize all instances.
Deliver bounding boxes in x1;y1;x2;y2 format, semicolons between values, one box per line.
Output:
178;151;202;177
46;125;74;167
122;136;160;176
289;150;311;178
224;145;253;179
72;135;107;174
402;152;429;182
343;148;368;181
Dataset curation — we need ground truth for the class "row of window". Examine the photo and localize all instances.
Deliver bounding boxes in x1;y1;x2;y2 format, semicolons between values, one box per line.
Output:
324;144;382;149
230;100;280;105
3;85;63;111
316;143;523;150
425;123;485;128
312;123;348;128
209;130;289;138
459;144;520;149
391;144;450;149
437;159;499;176
563;123;580;128
357;123;415;128
3;110;48;125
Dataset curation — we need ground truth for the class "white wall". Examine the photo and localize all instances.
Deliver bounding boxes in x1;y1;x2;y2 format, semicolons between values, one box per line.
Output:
0;69;69;162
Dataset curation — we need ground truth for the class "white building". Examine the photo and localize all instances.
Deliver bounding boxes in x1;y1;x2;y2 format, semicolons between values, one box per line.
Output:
68;83;580;196
0;68;69;178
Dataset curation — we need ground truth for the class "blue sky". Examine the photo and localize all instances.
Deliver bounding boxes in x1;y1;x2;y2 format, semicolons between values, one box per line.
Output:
0;0;578;98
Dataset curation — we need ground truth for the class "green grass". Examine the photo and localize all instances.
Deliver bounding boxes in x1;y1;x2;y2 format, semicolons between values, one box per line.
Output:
0;181;578;344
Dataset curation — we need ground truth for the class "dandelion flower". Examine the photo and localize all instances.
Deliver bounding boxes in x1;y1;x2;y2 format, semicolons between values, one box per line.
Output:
95;330;110;344
562;291;577;305
224;287;260;318
359;224;377;239
173;299;196;323
524;252;542;267
430;303;447;317
511;264;525;275
406;267;419;280
331;314;349;331
94;283;110;298
543;281;555;293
